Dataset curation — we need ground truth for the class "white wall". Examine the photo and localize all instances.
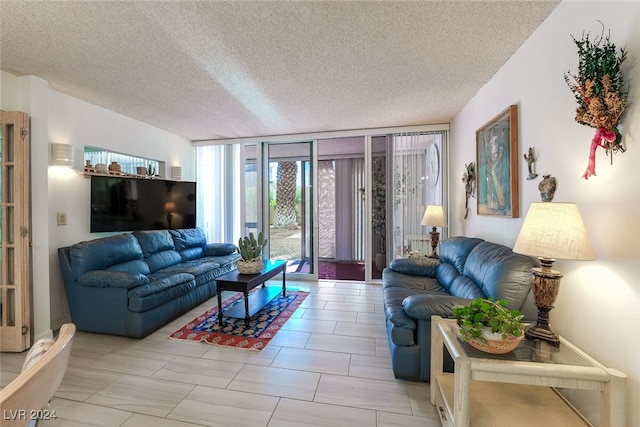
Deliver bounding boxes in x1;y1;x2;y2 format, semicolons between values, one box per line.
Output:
1;70;195;335
449;2;639;425
47;90;195;329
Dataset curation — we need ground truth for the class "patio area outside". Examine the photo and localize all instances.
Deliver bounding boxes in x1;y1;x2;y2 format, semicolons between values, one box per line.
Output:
269;227;302;260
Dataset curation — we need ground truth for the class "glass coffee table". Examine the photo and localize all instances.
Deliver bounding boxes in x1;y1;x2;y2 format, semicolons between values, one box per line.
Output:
430;316;627;427
216;259;286;324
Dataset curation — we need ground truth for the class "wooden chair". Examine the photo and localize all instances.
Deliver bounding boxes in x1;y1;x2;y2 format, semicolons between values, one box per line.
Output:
0;323;76;427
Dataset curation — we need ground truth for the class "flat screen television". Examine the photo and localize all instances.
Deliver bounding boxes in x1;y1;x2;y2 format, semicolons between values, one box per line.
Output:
90;175;196;233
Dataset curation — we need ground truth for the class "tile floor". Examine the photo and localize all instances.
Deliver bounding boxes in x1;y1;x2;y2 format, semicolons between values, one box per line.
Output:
1;280;441;426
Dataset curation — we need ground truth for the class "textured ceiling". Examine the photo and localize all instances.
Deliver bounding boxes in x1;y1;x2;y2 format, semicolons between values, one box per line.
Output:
0;1;558;141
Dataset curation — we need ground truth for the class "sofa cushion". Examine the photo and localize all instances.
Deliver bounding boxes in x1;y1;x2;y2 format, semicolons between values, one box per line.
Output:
169;228;207;251
77;271;149;289
435;263;458;292
155;259;221;279
382;268;443;292
179;247;204;262
106;259;151;275
383;286;418;330
382;268;448;329
386;318;416;347
449;275;484;299
439;236;484;274
70;233;143;278
464;242;537;309
154;254;241;287
127;273;193;298
128;273;195;312
204;243;238;257
133;230;175;257
145;250;183;273
388;258;439;277
203;253;241;267
402;294;473;320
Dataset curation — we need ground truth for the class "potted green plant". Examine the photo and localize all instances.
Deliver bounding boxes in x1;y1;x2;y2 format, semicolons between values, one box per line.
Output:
237;231;268;274
452;297;525;354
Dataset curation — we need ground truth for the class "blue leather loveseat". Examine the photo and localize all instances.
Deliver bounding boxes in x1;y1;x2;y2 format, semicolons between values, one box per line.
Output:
58;228;240;338
382;236;539;381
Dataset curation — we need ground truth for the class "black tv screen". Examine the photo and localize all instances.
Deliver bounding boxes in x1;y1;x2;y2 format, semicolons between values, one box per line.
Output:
90;176;196;233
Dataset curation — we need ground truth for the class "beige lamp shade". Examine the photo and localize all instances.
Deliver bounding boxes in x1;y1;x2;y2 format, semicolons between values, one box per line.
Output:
513;202;595;261
421;205;447;227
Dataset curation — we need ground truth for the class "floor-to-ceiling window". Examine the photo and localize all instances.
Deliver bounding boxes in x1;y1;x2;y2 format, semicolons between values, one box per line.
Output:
391;131;447;259
194;124;448;282
196;144;244;245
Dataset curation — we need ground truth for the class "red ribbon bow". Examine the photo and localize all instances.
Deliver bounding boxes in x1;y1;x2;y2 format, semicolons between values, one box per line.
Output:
582;127;616;180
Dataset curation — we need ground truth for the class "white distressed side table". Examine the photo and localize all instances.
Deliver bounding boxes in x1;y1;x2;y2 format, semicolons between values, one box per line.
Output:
430;316;627;427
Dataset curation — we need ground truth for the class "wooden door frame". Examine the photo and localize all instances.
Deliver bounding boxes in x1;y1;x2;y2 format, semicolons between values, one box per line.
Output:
0;111;31;352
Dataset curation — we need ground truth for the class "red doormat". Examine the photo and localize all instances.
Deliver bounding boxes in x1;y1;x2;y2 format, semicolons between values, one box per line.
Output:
318;261;365;281
169;290;309;351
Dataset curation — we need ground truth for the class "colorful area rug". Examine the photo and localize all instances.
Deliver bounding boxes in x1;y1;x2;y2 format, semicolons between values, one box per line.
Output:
169;290;309;351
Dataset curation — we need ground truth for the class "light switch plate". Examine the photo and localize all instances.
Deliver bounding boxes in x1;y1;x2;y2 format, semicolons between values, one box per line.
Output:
56;212;67;226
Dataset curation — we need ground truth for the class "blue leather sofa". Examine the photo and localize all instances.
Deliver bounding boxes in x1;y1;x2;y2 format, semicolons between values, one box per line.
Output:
58;228;240;338
382;236;539;381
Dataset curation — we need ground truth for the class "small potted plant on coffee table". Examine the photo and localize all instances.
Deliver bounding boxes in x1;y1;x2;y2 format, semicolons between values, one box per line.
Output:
237;231;268;274
452;297;525;354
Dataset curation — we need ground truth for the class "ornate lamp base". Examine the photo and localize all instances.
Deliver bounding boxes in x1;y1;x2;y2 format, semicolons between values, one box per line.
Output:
428;227;440;259
525;261;562;347
525;318;560;347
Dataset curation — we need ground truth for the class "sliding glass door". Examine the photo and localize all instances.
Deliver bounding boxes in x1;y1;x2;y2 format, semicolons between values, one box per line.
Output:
245;141;316;277
236;128;446;282
316;137;370;281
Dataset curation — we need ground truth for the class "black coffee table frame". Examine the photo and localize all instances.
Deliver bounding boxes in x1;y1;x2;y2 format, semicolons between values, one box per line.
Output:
216;259;287;323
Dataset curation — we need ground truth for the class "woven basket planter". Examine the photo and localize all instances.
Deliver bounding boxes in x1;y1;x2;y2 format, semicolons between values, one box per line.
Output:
237;258;263;275
467;332;523;354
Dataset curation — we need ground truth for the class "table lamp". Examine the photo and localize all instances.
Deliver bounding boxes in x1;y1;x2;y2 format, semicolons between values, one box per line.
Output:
164;201;176;229
421;205;447;258
513;202;595;346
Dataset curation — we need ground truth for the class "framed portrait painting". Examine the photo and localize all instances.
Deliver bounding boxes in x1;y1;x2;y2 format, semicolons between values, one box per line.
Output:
476;105;519;218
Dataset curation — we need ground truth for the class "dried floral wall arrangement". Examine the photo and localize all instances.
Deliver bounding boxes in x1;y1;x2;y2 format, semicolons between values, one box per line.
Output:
564;24;628;180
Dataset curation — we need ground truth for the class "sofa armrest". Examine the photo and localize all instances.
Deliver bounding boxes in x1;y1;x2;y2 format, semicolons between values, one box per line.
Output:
402;294;471;320
204;243;238;257
388;257;439;277
77;271;149;289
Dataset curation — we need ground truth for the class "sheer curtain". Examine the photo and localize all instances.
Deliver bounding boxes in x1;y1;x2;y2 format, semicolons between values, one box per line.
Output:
318;160;336;259
392;131;446;258
196;144;244;245
334;158;365;261
334;159;353;260
352;157;365;261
